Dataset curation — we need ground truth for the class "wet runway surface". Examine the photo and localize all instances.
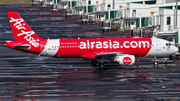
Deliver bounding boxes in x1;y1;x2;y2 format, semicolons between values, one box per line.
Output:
1;4;180;101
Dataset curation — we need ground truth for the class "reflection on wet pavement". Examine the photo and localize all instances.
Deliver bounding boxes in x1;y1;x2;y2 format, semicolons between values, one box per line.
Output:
0;4;180;101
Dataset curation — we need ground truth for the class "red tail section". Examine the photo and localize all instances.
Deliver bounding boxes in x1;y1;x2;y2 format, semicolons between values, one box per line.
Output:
7;12;42;47
6;12;46;54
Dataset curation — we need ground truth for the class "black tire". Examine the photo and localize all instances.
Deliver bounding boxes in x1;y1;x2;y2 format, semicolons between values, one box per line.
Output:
98;63;105;69
169;55;173;60
91;59;97;66
153;62;158;67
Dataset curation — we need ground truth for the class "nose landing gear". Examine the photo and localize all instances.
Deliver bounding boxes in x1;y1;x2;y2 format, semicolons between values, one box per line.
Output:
153;57;158;67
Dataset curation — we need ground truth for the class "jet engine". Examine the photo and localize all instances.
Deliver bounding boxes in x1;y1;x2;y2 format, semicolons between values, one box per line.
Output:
113;55;135;65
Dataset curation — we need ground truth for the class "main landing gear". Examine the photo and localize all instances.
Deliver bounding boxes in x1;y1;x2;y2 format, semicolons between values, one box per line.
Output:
91;59;97;66
98;62;105;69
91;59;105;69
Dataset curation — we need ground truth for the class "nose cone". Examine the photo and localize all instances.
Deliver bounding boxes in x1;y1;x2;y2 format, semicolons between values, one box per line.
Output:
174;46;179;53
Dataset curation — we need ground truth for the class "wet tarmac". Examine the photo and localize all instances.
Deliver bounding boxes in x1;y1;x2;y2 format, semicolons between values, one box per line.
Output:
1;4;180;101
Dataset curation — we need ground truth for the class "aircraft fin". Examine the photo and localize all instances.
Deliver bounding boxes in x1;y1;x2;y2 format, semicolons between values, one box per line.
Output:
7;12;41;42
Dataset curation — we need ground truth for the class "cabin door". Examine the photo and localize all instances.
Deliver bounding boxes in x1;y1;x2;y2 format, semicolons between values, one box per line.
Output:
155;40;161;51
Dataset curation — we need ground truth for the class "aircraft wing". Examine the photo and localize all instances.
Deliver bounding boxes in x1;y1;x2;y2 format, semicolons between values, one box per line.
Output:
95;50;132;57
81;50;131;59
95;52;122;57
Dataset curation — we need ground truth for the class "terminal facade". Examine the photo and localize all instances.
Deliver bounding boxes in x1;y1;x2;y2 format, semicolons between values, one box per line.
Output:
35;0;180;53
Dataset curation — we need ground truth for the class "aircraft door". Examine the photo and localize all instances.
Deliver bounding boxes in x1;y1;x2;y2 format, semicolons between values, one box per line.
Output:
155;40;161;51
40;41;47;55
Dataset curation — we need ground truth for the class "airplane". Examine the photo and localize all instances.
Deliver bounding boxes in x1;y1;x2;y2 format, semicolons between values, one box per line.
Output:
5;11;179;68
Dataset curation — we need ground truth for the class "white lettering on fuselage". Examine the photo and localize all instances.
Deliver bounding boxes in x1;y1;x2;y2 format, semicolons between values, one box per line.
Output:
80;40;150;49
123;59;132;63
10;17;39;47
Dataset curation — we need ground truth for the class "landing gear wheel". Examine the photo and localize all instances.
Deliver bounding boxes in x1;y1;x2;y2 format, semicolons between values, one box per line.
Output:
169;55;173;60
91;59;97;66
98;63;105;69
176;55;179;60
153;57;158;67
154;62;158;67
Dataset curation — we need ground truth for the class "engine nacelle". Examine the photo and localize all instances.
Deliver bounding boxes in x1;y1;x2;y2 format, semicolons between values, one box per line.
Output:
114;55;135;65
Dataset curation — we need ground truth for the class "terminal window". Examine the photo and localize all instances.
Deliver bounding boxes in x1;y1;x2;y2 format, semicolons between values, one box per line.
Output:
167;17;171;25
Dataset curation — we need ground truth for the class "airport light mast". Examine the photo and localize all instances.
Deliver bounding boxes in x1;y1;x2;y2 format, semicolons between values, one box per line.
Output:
113;0;115;9
176;0;178;29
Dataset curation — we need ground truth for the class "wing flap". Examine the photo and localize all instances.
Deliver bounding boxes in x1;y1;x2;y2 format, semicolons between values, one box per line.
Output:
80;50;131;59
95;52;122;57
95;50;131;57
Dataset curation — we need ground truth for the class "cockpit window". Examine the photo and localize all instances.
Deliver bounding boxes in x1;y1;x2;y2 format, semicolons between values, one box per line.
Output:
166;43;171;46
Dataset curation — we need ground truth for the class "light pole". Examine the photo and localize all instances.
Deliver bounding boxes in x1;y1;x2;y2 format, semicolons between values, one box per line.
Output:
176;0;178;29
86;0;88;14
113;0;115;9
138;14;142;38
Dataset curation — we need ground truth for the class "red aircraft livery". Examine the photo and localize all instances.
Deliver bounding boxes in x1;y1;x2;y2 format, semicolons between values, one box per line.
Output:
5;12;178;68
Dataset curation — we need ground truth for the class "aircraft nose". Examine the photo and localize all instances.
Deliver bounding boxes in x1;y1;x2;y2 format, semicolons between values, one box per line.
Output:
172;46;179;53
174;46;179;53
